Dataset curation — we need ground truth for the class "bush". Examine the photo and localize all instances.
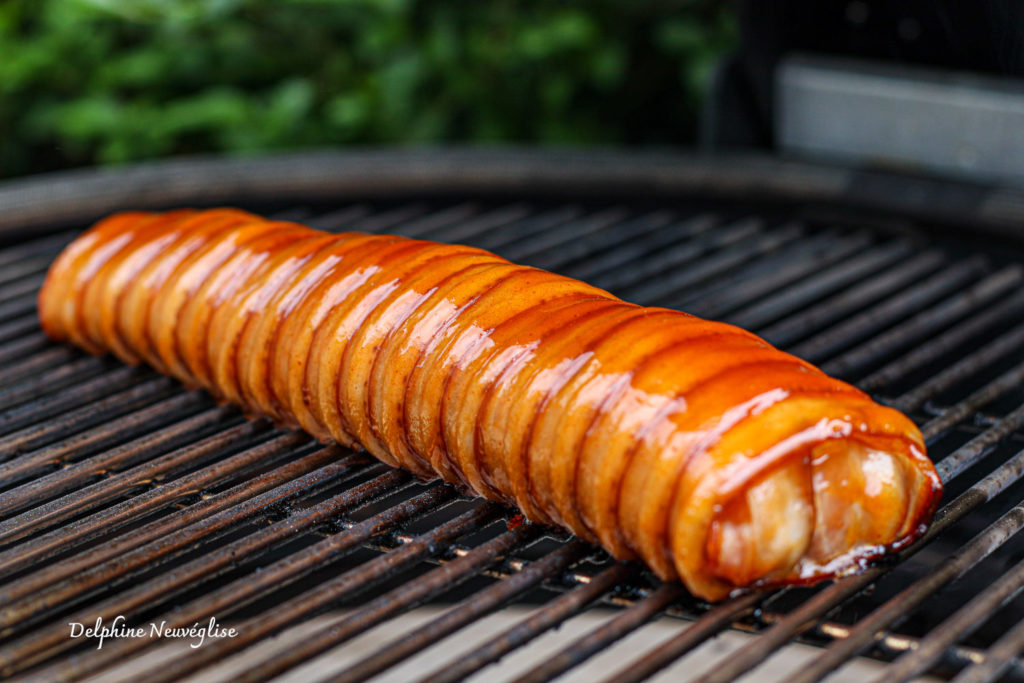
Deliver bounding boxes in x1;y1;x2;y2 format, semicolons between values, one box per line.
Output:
0;0;736;178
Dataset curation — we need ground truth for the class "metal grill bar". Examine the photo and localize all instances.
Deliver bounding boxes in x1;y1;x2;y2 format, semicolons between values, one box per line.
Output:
129;503;504;683
0;443;357;606
0;443;341;633
422;564;638;683
788;256;987;362
820;265;1023;378
0;357;113;411
0;458;398;676
0;293;38;320
678;230;871;319
878;556;1024;683
0;420;271;566
726;240;922;331
332;541;592;683
0;195;1021;683
858;293;1024;393
512;582;687;683
0;346;76;382
953;618;1024;683
21;471;436;683
625;223;803;305
0;402;235;505
756;249;947;347
232;523;544;683
584;217;760;292
0;316;38;345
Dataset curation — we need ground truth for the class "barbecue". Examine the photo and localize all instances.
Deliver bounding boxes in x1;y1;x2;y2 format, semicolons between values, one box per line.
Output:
4;0;1024;679
1;148;1023;682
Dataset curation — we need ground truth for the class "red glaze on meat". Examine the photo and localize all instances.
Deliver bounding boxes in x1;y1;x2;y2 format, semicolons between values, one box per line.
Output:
38;209;943;601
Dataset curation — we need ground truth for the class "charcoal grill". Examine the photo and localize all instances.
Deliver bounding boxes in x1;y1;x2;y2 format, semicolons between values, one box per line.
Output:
0;147;1023;682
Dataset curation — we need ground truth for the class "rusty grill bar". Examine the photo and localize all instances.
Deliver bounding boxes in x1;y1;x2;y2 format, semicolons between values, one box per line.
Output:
1;181;1023;682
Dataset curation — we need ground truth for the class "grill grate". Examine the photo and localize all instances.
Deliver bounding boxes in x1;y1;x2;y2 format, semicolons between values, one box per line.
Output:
0;190;1023;682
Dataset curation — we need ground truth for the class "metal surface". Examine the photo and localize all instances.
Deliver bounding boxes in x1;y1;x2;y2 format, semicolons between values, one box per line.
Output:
0;154;1023;682
777;55;1024;184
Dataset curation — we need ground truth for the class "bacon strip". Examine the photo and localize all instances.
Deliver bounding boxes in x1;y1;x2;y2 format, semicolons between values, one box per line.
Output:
38;209;942;600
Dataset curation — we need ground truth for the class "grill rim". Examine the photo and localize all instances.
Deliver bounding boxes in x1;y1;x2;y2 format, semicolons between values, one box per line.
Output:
2;147;1024;246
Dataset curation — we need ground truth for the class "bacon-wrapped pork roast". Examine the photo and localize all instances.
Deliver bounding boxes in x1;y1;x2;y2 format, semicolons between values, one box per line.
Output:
37;209;942;600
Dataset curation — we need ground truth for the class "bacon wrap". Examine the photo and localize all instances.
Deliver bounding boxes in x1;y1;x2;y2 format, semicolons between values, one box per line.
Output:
38;209;943;600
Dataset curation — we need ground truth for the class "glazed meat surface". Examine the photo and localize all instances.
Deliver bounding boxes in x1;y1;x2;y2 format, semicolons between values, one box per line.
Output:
37;208;943;600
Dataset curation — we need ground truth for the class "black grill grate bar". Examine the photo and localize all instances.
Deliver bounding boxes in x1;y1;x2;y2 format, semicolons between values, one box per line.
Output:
381;202;483;238
0;434;334;604
788;256;989;362
563;213;719;282
0;365;146;433
935;401;1024;482
859;291;1024;394
342;203;431;234
0;443;344;641
0;440;331;610
627;223;804;306
893;322;1024;413
499;207;634;265
757;249;948;348
0;357;113;413
918;360;1024;442
820;265;1024;379
0;420;273;570
0;293;38;322
1;461;411;679
515;209;677;273
236;523;545;683
584;217;761;293
0;376;177;455
0;401;235;510
0;346;80;386
726;240;923;331
0;231;76;269
123;502;503;683
773;618;1005;680
28;479;453;682
0;274;44;305
421;563;638;683
602;592;764;683
302;204;373;231
458;205;586;254
511;582;687;683
333;540;592;683
0;258;50;287
416;203;536;245
0;335;63;368
878;555;1024;683
953;618;1024;683
678;230;872;321
0;316;41;346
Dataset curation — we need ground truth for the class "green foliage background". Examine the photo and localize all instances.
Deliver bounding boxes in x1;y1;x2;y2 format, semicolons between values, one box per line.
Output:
0;0;736;178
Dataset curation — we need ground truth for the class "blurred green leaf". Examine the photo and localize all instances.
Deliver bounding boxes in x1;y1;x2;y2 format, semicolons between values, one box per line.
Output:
0;0;736;177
